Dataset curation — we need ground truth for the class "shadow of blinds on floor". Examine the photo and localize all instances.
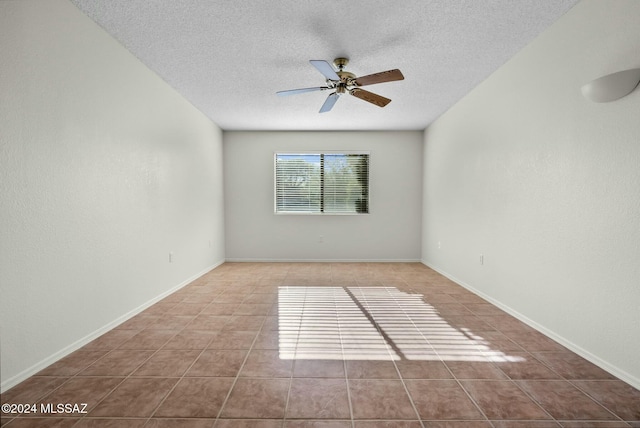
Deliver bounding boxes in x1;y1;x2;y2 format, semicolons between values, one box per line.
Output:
278;286;525;362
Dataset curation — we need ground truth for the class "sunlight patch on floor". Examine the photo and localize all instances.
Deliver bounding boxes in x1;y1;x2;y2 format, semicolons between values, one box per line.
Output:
278;286;525;362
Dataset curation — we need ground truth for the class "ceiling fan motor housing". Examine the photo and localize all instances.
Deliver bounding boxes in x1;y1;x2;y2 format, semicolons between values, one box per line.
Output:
333;57;349;69
334;58;357;91
277;57;403;112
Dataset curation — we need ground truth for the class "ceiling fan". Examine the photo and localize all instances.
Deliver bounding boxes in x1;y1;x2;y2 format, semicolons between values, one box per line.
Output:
276;58;404;113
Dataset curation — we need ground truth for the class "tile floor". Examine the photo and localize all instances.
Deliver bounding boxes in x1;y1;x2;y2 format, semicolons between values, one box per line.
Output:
2;262;639;427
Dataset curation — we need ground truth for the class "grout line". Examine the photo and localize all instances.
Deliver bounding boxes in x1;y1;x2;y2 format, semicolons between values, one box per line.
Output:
212;291;274;426
6;263;639;426
49;322;184;425
333;271;357;428
130;293;218;424
281;285;302;428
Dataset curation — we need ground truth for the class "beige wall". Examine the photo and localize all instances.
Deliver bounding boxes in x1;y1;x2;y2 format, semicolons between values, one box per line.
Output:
0;0;225;390
422;0;640;388
224;131;423;261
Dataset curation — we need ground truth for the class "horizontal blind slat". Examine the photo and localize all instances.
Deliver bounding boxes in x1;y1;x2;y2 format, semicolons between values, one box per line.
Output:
275;153;368;214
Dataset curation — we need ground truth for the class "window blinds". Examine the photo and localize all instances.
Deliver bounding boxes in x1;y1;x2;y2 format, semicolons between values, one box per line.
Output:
275;153;369;214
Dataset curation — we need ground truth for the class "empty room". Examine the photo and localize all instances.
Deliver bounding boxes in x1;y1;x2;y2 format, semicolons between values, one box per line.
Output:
1;0;639;427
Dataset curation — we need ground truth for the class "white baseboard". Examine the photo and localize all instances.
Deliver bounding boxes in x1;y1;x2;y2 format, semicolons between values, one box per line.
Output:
1;260;224;393
225;258;423;263
421;259;640;391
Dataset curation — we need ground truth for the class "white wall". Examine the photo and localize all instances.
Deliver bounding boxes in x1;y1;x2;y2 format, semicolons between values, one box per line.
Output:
224;131;423;261
0;0;225;391
422;0;640;388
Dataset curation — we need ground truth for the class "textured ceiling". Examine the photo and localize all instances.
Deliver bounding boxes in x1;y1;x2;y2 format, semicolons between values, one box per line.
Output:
70;0;578;131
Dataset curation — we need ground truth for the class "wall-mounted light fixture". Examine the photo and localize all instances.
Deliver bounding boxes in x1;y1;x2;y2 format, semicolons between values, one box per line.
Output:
581;68;640;103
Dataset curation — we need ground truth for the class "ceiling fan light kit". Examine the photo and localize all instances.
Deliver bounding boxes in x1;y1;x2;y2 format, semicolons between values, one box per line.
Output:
581;68;640;103
277;58;404;113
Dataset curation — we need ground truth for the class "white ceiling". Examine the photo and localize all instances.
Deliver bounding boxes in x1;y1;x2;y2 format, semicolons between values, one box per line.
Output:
70;0;579;131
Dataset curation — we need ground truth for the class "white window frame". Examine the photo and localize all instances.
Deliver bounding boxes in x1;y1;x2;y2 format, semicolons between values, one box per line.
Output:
274;151;370;215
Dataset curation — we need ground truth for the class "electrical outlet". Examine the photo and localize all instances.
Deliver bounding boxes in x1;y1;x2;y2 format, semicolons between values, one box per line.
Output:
438;241;441;249
480;254;484;265
169;252;173;263
319;235;324;243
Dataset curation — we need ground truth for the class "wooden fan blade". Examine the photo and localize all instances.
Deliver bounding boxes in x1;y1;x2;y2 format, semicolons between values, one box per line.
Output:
276;87;329;96
310;60;340;81
354;69;404;86
319;92;340;113
349;88;391;108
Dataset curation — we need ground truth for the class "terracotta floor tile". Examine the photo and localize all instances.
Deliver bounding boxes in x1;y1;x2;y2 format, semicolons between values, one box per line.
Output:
394;360;452;379
143;302;178;316
35;376;123;415
132;349;201;376
429;302;473;316
239;349;293;378
405;379;484;420
162;330;217;350
186;350;247;377
349;379;418;420
79;350;154;376
36;350;109;376
117;329;178;350
287;378;351;419
244;293;278;305
201;303;240;315
573;380;640;421
292;359;346;378
73;418;147;427
1;376;69;404
154;377;234;418
346;360;399;379
558;422;630;427
220;378;289;419
165;303;208;315
494;353;561;380
445;361;508;380
355;422;423;428
470;331;525;352
233;303;272;316
114;313;158;330
490;422;561;428
482;316;536;333
207;330;258;349
422;422;493;428
214;294;248;304
222;315;266;331
1;418;80;427
516;380;616;420
217;420;283;428
89;377;177;417
5;262;639;427
147;315;195;330
532;353;618;380
180;292;219;304
252;331;280;350
501;332;567;353
439;315;496;332
144;419;214;428
82;329;139;350
185;315;231;331
464;303;508;317
260;315;280;330
285;422;352;428
460;380;550;420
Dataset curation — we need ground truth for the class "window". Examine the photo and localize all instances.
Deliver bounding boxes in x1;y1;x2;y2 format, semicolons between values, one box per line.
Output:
275;152;369;214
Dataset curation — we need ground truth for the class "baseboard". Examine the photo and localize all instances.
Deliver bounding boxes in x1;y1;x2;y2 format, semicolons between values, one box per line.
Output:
421;259;640;391
225;258;423;263
1;259;224;393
